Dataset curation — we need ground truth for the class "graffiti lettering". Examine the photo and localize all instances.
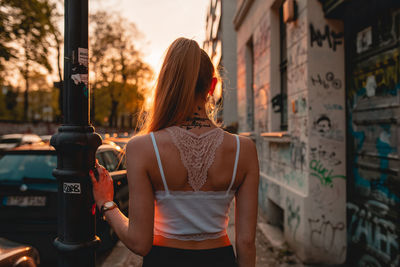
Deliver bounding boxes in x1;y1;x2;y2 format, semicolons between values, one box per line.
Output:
348;201;399;266
310;145;341;166
308;214;346;257
309;159;346;187
310;24;343;51
359;255;382;267
311;72;342;89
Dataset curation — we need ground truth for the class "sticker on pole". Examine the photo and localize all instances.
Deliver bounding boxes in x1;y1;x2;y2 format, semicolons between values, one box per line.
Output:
63;183;81;194
70;48;89;89
78;48;88;67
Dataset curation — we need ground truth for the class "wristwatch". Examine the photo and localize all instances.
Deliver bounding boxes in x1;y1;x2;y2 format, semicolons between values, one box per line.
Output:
100;201;117;220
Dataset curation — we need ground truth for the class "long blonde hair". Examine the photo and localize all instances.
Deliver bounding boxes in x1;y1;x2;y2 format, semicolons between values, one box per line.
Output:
138;38;217;134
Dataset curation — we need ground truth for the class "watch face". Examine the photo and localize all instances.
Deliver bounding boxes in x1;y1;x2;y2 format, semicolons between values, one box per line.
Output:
105;202;114;208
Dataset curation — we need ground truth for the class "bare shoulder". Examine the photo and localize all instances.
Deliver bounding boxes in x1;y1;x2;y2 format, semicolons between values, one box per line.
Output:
127;134;150;150
238;135;256;154
237;135;258;168
126;134;153;161
221;131;256;152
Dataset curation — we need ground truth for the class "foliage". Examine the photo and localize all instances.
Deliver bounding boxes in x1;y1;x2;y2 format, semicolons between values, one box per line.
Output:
90;11;152;128
0;2;150;127
0;73;59;122
0;0;60;120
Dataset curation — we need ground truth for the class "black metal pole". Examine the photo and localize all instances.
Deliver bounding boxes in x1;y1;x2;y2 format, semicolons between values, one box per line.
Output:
50;0;102;266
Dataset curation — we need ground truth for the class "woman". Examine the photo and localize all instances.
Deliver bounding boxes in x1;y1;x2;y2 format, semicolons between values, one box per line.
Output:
90;37;259;267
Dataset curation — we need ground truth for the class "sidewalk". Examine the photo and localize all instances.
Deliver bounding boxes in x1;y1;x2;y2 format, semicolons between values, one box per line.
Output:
97;208;303;267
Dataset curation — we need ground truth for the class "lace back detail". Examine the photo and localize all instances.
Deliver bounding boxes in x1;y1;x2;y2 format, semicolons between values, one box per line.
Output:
166;126;224;191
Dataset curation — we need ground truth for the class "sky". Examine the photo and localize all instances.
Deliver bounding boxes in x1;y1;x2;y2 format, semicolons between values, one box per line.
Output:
91;0;209;73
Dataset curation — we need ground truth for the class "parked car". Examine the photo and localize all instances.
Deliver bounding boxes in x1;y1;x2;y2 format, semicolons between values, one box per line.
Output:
0;134;42;151
0;238;40;267
38;135;52;144
103;137;130;150
0;143;128;266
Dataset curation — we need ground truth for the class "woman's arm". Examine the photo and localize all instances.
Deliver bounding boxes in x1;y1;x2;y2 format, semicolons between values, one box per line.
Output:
235;137;259;267
90;135;154;256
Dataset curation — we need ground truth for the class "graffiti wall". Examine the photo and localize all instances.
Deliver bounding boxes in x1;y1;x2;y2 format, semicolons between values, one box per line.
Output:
346;11;400;265
237;0;346;264
302;0;347;262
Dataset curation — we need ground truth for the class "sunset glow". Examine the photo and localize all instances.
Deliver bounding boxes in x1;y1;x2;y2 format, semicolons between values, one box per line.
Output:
91;0;209;72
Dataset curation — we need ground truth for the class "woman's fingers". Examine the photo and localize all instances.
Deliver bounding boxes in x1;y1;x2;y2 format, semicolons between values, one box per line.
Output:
89;170;97;185
95;164;112;183
96;164;105;182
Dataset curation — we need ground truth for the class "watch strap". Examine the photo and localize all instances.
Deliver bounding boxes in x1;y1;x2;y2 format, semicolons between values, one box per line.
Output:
100;201;117;220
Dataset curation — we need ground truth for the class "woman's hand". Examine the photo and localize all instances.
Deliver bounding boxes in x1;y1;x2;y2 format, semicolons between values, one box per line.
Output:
89;162;114;209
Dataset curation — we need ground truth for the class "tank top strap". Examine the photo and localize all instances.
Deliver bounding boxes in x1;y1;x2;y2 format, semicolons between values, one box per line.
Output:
150;132;170;195
226;135;240;195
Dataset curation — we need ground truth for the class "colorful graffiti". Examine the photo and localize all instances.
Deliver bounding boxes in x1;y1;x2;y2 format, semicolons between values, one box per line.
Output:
348;87;400;205
309;159;346;187
351;50;399;98
347;45;399;266
347;201;399;267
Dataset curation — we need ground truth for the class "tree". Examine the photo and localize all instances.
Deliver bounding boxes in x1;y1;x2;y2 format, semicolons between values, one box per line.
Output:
90;11;152;128
47;0;63;120
0;4;14;73
1;0;57;121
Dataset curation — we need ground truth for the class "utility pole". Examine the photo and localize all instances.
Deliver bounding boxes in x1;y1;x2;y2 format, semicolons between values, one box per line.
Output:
50;0;102;266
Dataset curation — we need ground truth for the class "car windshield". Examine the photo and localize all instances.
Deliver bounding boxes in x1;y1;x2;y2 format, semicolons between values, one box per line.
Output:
0;154;57;182
0;138;21;144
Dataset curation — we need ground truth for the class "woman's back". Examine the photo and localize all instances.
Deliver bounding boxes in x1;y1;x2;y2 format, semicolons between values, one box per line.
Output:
125;124;258;254
91;38;259;267
147;126;245;193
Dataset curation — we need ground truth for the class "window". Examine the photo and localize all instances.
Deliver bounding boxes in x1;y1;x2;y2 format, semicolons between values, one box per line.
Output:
279;4;288;131
114;150;126;170
245;38;255;131
0;154;57;181
98;150;119;172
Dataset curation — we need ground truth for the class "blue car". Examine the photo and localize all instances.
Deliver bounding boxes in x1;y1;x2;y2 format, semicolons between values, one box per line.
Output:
0;143;128;266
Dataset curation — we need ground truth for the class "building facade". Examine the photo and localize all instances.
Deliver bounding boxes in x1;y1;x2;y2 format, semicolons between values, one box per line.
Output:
204;0;238;129
233;0;399;265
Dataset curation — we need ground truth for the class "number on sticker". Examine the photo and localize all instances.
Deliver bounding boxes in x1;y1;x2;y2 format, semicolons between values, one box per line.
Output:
63;183;81;194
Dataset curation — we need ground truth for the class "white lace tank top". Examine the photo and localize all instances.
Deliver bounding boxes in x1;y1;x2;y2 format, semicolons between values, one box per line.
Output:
150;126;240;241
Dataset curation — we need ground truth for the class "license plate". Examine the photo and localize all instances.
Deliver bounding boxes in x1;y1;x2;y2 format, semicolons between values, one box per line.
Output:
5;196;46;207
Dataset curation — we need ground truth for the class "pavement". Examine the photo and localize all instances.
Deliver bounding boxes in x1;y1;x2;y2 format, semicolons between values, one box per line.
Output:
97;208;304;267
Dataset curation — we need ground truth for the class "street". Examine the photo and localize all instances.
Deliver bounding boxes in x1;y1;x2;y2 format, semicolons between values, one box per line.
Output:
2;0;399;266
97;208;303;267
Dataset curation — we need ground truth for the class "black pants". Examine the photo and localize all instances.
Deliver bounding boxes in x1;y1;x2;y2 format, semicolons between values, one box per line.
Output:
142;245;237;267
